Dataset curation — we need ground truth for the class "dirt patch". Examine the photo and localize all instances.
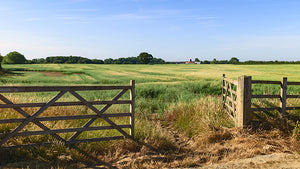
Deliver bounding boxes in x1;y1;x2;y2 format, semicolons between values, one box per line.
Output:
38;71;66;77
204;153;300;169
27;71;83;77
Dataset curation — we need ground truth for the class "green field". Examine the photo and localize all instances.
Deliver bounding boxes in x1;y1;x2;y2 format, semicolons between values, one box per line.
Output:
2;64;300;85
0;64;299;167
1;64;300;114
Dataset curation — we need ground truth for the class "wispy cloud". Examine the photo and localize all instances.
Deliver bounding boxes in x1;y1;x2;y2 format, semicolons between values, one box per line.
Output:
56;16;84;20
97;9;217;23
0;7;13;12
54;16;96;24
103;13;152;20
25;18;41;22
64;8;98;12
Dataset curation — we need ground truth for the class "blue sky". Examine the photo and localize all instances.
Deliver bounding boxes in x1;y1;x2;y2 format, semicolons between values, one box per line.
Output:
1;0;300;61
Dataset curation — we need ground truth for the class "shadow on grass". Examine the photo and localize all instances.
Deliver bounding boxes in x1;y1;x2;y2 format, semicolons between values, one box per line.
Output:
251;101;299;133
0;144;118;169
0;69;25;76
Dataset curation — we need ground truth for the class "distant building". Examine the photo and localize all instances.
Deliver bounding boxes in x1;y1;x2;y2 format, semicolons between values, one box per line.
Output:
185;61;195;64
185;61;201;64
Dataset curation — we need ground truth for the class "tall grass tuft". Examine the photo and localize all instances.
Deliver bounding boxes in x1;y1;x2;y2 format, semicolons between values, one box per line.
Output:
166;96;234;138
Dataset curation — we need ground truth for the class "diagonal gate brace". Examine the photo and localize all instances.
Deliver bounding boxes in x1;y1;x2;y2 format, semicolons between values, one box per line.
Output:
67;89;131;143
0;91;67;147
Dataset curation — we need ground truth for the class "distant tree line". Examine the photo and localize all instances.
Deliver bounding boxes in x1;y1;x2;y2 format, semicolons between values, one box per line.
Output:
193;57;240;64
237;60;300;64
1;51;299;66
190;57;299;64
26;52;165;64
27;56;103;64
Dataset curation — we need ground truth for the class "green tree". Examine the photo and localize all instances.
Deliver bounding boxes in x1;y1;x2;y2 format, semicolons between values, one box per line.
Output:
229;57;239;64
104;58;114;64
195;58;200;62
211;58;217;64
137;52;153;64
2;51;27;64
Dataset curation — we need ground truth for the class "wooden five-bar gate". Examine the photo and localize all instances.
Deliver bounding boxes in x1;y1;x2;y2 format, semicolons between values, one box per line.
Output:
0;80;135;149
223;74;300;127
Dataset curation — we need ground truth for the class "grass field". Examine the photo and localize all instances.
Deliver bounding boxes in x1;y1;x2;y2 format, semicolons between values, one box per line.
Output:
0;64;299;168
2;64;300;85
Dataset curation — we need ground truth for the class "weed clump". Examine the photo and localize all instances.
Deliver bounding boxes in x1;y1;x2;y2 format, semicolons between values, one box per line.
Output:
165;96;234;138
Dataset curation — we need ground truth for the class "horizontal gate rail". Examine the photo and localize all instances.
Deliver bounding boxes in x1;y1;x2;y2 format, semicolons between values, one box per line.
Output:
0;85;132;93
0;80;135;149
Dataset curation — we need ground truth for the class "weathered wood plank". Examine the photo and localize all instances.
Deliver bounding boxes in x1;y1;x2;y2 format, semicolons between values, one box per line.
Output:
280;77;287;118
287;82;300;85
0;118;24;124
0;100;131;108
68;136;125;144
0;86;132;93
287;95;300;98
224;109;236;122
222;74;226;108
251;107;280;112
0;113;132;124
130;80;135;139
0;136;125;149
222;87;237;95
251;80;281;84
13;125;131;137
251;95;281;98
0;142;53;149
229;82;235;112
236;76;252;127
225;102;235;112
224;95;237;105
223;78;238;85
286;107;300;110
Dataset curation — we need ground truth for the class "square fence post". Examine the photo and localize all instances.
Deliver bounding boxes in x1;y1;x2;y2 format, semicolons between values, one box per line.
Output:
280;77;287;119
130;80;135;139
236;76;252;127
222;74;226;108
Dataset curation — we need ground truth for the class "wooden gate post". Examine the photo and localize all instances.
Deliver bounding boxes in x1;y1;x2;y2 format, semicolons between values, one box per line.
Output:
280;77;287;119
222;74;226;108
236;75;252;127
130;80;135;139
